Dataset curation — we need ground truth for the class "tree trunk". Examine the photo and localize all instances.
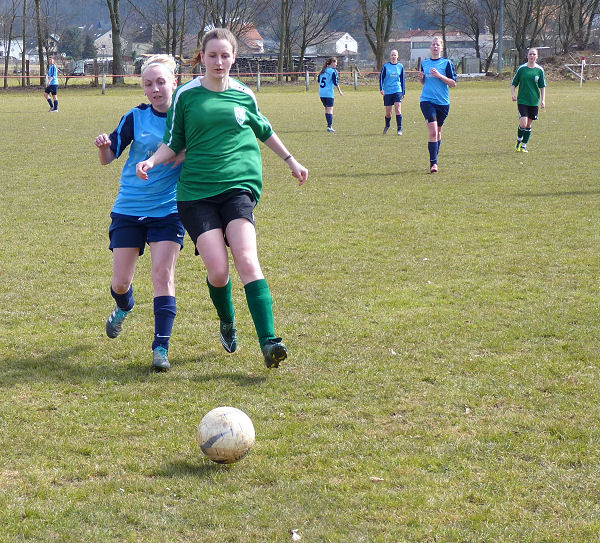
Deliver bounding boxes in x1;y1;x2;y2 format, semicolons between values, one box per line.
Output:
277;0;289;83
178;0;187;84
4;16;14;89
21;0;27;86
106;0;125;85
34;0;45;85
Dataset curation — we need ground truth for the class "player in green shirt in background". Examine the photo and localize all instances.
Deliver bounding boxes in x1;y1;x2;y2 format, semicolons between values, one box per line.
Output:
511;48;546;153
137;28;308;369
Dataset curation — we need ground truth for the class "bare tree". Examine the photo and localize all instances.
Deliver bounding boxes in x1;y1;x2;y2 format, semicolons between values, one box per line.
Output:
293;0;345;71
556;0;599;52
21;0;26;86
449;0;501;71
480;0;502;71
194;0;266;36
1;0;19;88
504;0;558;65
357;0;394;71
34;0;45;84
425;0;457;54
277;0;292;81
126;0;184;55
106;0;125;84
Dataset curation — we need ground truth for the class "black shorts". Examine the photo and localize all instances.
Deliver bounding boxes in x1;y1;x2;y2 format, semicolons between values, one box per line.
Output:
383;92;402;106
108;212;185;256
177;189;256;253
320;97;334;108
45;84;58;95
420;101;450;126
518;104;539;121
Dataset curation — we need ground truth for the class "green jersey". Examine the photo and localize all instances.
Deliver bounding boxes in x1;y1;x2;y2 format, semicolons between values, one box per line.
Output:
164;77;274;202
511;63;546;106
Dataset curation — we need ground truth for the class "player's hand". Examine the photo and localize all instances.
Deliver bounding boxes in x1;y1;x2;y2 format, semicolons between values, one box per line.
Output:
380;90;385;96
512;95;517;102
288;158;308;186
94;133;111;149
339;90;344;96
540;100;545;108
419;71;425;84
136;160;154;180
430;68;440;78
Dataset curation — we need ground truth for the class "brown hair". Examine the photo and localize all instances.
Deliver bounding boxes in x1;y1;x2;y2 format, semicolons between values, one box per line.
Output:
192;28;237;66
319;57;337;76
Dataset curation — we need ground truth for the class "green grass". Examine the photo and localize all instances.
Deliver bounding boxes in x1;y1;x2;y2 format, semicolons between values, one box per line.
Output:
1;80;599;542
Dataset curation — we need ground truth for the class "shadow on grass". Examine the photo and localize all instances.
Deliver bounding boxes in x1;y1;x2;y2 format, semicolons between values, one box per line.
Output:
0;346;268;388
154;459;226;478
514;190;600;198
0;344;154;386
192;370;267;386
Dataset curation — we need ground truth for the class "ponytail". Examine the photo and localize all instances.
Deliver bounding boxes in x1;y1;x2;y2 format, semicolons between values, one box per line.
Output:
319;57;337;76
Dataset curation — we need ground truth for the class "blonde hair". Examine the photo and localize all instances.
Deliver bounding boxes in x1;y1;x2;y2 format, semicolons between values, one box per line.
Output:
192;28;238;66
140;54;177;85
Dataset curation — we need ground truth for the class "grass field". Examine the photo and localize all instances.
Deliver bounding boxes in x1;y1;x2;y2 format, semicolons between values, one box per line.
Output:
1;79;599;542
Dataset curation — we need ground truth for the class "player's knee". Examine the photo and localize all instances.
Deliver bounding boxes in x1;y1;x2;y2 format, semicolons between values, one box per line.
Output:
234;253;261;282
112;279;132;294
152;266;174;292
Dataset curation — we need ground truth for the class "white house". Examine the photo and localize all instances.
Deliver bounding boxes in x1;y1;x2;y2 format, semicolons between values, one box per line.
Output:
0;39;25;61
0;36;59;64
389;30;500;66
94;30;127;58
306;32;358;56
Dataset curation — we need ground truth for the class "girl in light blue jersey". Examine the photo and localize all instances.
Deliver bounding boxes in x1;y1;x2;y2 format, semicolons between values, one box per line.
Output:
94;55;185;372
318;57;343;133
379;50;405;135
419;37;457;173
44;57;59;112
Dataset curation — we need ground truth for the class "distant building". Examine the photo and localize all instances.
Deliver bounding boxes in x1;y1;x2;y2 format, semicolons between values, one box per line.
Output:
306;32;358;57
94;30;127;58
0;36;59;64
0;40;26;61
389;29;504;67
237;24;264;54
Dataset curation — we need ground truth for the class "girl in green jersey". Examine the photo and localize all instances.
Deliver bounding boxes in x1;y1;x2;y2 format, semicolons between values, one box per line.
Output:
511;48;546;153
137;28;308;369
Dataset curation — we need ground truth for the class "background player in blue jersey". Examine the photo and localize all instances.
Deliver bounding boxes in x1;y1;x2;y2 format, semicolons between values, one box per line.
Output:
419;37;457;173
93;55;185;372
318;57;343;133
44;57;59;112
379;50;405;135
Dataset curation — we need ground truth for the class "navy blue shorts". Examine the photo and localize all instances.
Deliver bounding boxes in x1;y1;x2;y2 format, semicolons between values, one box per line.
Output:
45;84;58;95
383;92;403;106
518;104;539;120
177;189;256;254
420;101;450;125
109;212;185;255
320;97;334;108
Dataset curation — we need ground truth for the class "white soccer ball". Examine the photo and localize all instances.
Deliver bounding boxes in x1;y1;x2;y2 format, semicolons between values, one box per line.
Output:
198;406;255;464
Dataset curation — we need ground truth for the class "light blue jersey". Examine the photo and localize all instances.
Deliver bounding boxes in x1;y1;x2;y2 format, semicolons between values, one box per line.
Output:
319;67;339;99
109;104;181;217
380;62;405;96
420;57;457;105
48;64;58;86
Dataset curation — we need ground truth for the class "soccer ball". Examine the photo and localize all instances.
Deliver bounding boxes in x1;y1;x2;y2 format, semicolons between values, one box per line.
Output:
198;406;255;464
